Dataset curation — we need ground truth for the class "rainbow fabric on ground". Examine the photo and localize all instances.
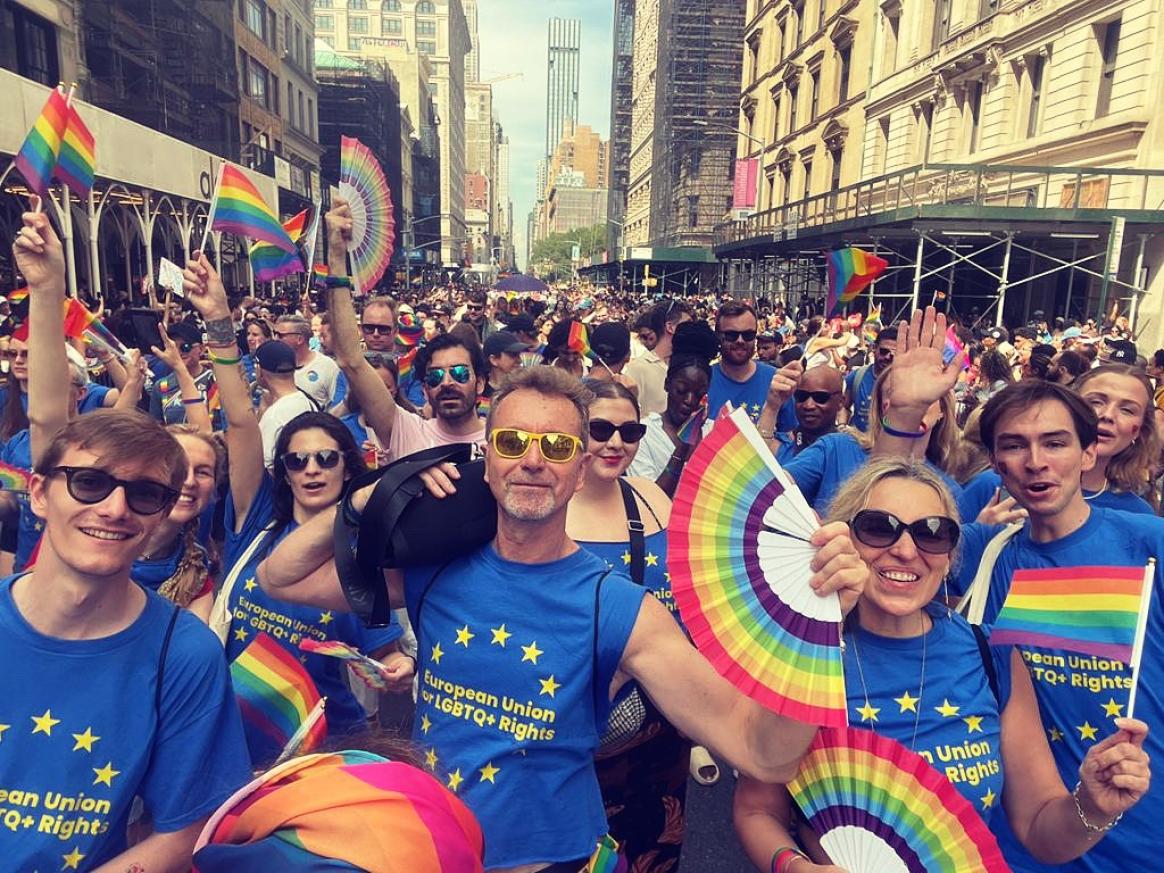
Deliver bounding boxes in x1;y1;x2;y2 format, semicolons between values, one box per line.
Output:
248;209;310;282
826;247;889;315
790;727;1010;872
991;566;1144;662
13;86;69;196
230;632;327;754
210;164;297;253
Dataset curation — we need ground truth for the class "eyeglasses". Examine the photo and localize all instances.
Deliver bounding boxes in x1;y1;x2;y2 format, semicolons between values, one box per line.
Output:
850;509;960;555
361;323;395;336
281;450;342;472
178;341;196;354
466;303;485;312
46;466;179;515
274;330;305;340
424;364;473;388
721;330;757;343
794;389;839;404
491;428;582;463
589;419;647;443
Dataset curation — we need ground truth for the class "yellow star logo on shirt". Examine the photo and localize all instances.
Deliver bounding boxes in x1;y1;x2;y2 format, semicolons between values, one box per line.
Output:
72;728;100;753
490;624;512;647
233;626;248;642
31;709;60;736
521;641;543;665
479;761;500;784
645;552;659;567
425;748;438;770
92;762;121;787
1049;726;1064;742
935;699;960;718
455;624;475;647
62;848;85;870
539;675;561;698
894;691;919;713
244;577;257;592
856;701;880;722
1102;698;1124;718
963;715;984;735
420;714;432;735
431;642;444;665
1077;721;1099;741
0;724;9;743
447;768;463;792
621;551;632;565
981;788;996;809
665;571;671;582
319;610;334;625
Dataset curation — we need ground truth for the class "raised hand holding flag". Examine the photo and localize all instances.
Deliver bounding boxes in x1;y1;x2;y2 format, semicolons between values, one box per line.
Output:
12;85;69;197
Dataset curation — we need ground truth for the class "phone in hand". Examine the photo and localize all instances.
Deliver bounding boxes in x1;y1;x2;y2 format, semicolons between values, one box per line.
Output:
127;308;164;355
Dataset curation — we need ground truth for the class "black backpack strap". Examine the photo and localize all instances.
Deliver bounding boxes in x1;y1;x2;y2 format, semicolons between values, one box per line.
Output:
622;478;663;530
591;567;616;717
617;479;646;587
296;386;324;412
154;603;181;719
971;623;1001;707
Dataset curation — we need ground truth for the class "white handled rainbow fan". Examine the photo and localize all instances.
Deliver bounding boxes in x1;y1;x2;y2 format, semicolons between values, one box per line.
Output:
338;135;395;295
668;406;847;726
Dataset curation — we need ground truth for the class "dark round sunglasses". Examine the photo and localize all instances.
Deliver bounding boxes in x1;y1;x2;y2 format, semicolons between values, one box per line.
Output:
47;466;179;515
589;419;647;443
721;329;757;343
281;450;342;472
794;389;839;404
850;509;960;555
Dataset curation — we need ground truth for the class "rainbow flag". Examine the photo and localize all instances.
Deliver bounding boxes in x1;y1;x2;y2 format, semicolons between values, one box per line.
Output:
991;566;1146;662
7;288;28;305
209;164;297;253
863;304;882;344
57;99;96;197
13;85;69;196
397;346;417;380
62;298;128;359
396;311;424;348
312;263;329;288
231;632;327;755
676;397;708;447
300;638;394;691
0;460;31;492
248;209;309;282
567;321;592;357
825;248;888;315
943;325;968;370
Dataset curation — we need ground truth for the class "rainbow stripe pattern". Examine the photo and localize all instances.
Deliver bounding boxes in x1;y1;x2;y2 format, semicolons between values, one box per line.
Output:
567;321;592;358
339;136;395;294
676;397;708;447
668;406;847;726
0;461;31;492
299;638;394;691
991;566;1144;662
790;727;1010;872
248;209;310;282
312;263;330;288
63;298;128;359
943;326;968;370
57;99;96;197
13;86;69;196
396;311;425;348
397;346;418;381
826;248;889;315
863;304;882;344
231;632;327;754
210;164;297;253
193;750;485;872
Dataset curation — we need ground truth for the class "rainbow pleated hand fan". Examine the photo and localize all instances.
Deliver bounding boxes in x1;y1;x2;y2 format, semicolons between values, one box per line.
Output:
668;405;846;726
300;638;396;692
339;136;395;295
790;727;1011;872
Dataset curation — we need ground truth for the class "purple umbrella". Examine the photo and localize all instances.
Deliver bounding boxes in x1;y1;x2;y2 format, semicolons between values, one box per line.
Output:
494;274;548;293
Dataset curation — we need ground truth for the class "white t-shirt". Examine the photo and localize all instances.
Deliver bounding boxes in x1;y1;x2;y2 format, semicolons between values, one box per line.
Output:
295;351;340;408
626;412;676;481
259;390;318;469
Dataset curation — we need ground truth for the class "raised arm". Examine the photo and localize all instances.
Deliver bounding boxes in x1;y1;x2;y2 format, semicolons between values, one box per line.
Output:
326;200;401;443
14;211;69;464
151;324;211;433
182;253;264;528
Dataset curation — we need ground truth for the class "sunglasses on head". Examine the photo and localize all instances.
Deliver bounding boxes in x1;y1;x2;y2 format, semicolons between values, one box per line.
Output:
424;364;473;388
850;509;960;555
721;329;757;343
491;428;581;463
47;466;178;515
794;389;838;404
362;323;395;335
589;419;647;443
274;330;305;340
281;450;342;472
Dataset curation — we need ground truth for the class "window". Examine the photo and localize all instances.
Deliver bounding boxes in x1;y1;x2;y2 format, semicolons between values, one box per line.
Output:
1096;18;1121;117
767;175;776;209
284;13;292;51
316;0;331;6
830;149;843;190
417;19;437;36
349;0;367;8
781;166;792;205
979;0;998;19
248;61;269;107
418;40;437;54
1027;55;1046;137
818;0;827;29
350;16;368;33
287;81;294;124
295;24;302;60
772;92;782;139
298;91;305;132
775;22;784;64
809;70;820;119
349;36;363;50
243;0;266;39
794;3;805;47
802;160;813;200
932;0;951;50
917;102;934;162
837;45;851;103
882;13;900;77
876;116;890;172
384;17;402;34
967;81;983;152
13;7;59;86
688;195;700;228
308;98;314;138
416;0;436;12
384;0;400;8
271;73;279;113
788;83;799;131
747;35;761;84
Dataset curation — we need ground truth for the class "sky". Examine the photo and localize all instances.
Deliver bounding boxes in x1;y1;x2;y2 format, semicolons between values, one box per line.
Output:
476;0;614;268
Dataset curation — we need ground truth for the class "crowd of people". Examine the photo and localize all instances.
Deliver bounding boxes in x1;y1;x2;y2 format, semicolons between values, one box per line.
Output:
0;199;1157;873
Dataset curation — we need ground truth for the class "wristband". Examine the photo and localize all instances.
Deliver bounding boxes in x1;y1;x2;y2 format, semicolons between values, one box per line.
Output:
203;316;236;346
207;351;241;366
880;415;929;439
771;847;807;873
182;397;204;406
325;276;353;289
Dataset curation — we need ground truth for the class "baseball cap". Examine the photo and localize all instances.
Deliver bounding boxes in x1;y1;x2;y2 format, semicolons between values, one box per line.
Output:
253;340;297;373
505;313;536;335
1061;326;1083;340
591;322;631;363
168;321;203;346
986;328;1004;341
483;330;529;359
1107;339;1138;364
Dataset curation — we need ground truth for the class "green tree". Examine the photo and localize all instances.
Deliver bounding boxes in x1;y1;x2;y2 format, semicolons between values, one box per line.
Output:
529;224;607;280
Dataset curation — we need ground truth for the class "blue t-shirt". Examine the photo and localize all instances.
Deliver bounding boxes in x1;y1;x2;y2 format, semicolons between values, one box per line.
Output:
579;527;678;624
776;395;799;433
340;412;369;449
404;545;645;870
961;469;1155;523
223;476;400;765
1;430;39;571
0;575;249;869
954;508;1164;871
784;431;964;516
844;611;1012;817
708;361;776;424
0;384;108;416
845;365;877;431
332;368;350;409
149;368;222;430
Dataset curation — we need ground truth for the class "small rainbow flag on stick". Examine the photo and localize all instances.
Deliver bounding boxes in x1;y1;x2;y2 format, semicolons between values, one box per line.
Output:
312;263;329;288
203;163;297;254
567;321;592;358
300;638;395;691
12;85;69;196
248;209;310;282
862;304;882;344
231;632;328;756
56;92;96;198
676;397;708;447
825;247;889;315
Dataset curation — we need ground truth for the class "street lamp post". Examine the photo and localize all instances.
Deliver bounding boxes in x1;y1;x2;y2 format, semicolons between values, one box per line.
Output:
404;213;452;290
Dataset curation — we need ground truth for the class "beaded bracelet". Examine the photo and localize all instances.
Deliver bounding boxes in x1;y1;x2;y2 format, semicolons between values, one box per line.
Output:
325;275;353;289
770;846;807;873
880;415;929;439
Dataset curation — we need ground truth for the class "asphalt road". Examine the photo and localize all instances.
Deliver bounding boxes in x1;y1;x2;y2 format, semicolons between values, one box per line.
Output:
679;759;756;873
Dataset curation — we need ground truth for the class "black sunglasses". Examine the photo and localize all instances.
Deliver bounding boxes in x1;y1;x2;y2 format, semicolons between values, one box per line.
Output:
850;509;960;555
178;341;196;354
589;419;647;443
466;303;485;312
281;450;342;472
47;466;179;515
424;364;472;388
721;329;757;343
362;323;395;335
794;389;839;404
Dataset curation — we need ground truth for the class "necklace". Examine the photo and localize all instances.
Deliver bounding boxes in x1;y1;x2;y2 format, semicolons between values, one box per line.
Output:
1083;480;1108;500
847;611;928;751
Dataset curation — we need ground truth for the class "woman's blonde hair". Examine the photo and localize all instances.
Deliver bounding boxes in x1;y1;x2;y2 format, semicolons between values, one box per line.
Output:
946;407;992;484
827;457;961;530
852;368;960;473
1073;364;1160;494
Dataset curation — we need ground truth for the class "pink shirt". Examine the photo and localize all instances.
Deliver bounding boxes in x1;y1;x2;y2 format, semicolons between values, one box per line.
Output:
385;409;487;461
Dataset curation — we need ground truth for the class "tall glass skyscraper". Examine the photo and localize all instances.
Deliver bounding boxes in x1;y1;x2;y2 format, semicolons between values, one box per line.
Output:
545;17;581;157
